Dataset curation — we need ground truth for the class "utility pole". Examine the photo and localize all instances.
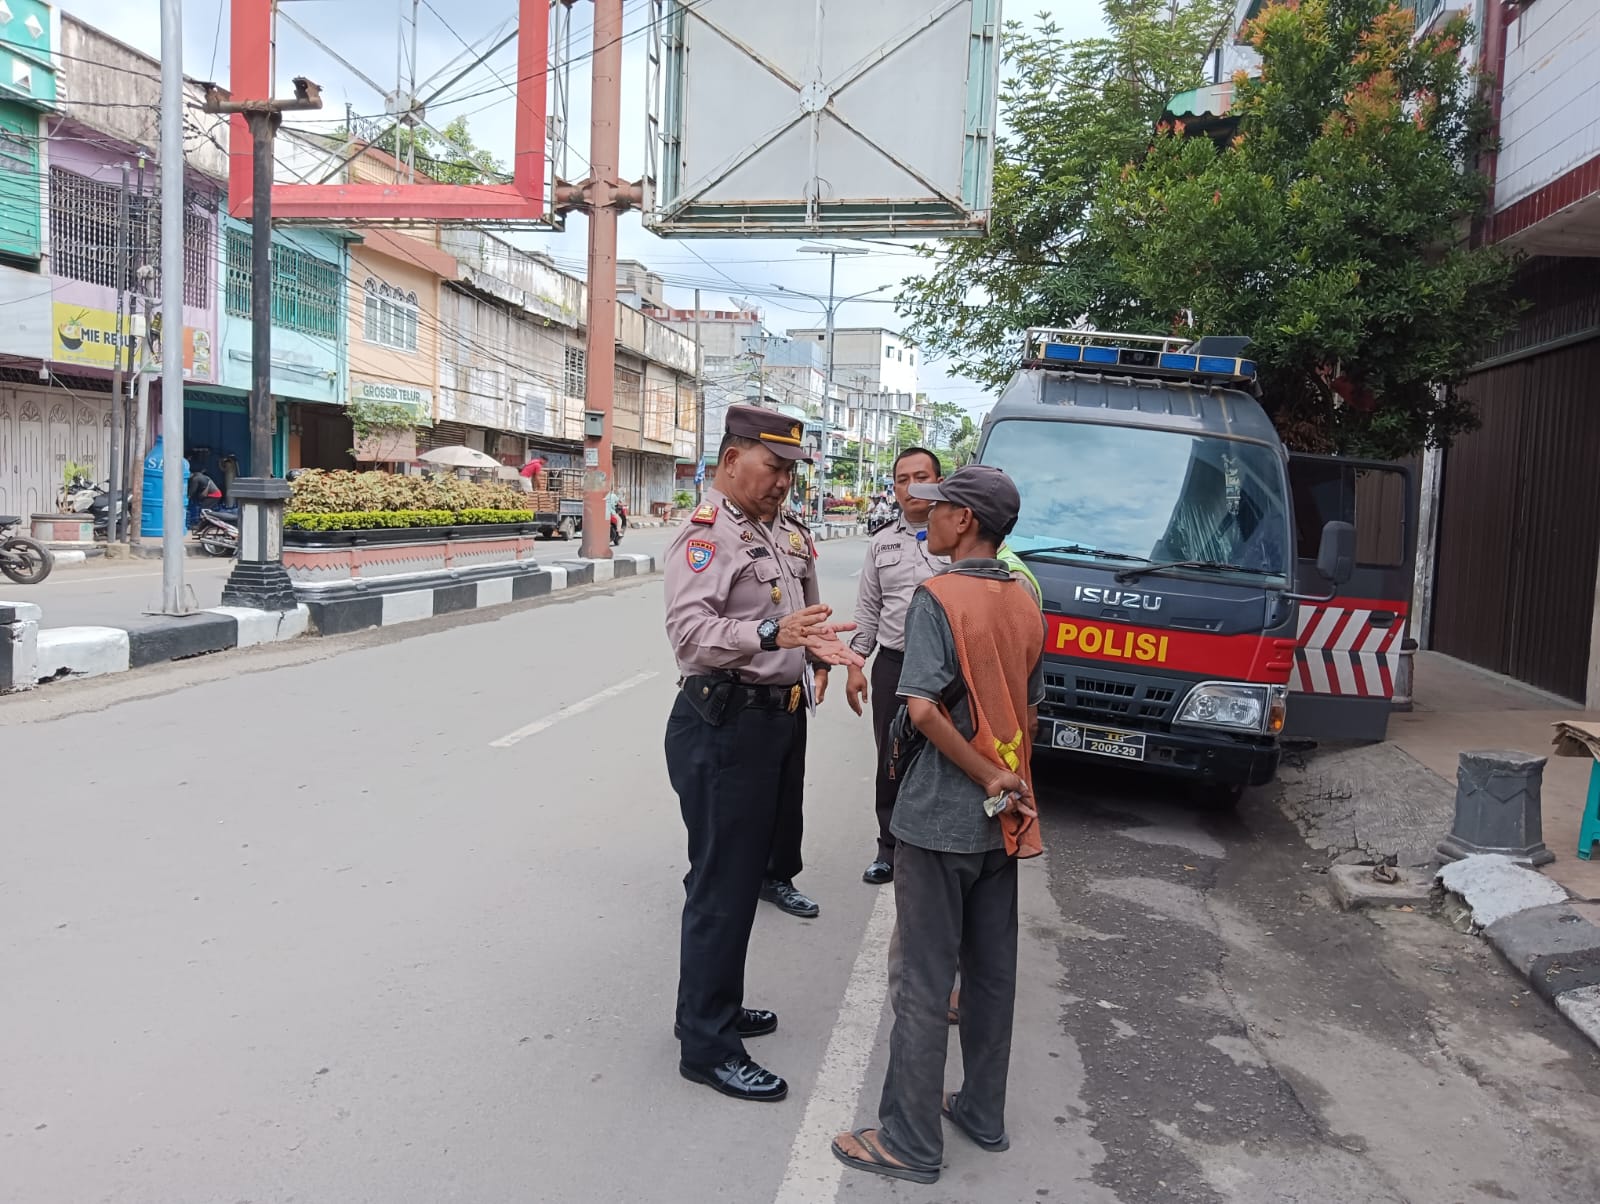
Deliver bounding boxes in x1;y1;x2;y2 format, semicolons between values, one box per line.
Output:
554;0;641;561
203;74;321;611
693;287;705;504
127;159;148;547
791;245;872;521
157;0;189;614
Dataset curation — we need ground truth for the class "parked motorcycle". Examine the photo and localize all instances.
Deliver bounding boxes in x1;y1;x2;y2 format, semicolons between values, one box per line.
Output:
87;485;127;539
0;515;53;584
609;500;628;547
194;507;239;558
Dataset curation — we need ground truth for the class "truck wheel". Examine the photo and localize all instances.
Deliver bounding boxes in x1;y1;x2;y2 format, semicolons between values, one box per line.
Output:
558;517;576;540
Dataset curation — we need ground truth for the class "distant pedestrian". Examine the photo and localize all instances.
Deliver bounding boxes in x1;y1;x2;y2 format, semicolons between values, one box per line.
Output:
833;465;1045;1185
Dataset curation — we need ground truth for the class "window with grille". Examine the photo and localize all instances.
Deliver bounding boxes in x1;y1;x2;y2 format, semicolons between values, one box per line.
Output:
362;277;419;352
49;167;211;307
564;345;586;396
615;366;643;413
224;228;342;339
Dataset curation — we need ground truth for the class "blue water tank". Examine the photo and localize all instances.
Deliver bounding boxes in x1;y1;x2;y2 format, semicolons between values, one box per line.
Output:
141;437;191;538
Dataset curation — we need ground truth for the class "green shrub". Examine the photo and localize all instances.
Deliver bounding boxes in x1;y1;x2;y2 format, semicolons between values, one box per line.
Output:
289;469;529;515
673;490;694;509
284;508;535;532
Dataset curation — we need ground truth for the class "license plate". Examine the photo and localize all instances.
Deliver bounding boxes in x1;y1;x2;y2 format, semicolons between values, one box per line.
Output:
1049;721;1146;761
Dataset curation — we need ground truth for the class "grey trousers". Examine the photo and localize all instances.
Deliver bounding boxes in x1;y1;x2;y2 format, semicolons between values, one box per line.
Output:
877;842;1019;1171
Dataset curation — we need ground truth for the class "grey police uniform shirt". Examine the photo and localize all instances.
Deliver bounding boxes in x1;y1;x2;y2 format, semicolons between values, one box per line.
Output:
891;559;1046;855
663;488;820;686
849;518;947;657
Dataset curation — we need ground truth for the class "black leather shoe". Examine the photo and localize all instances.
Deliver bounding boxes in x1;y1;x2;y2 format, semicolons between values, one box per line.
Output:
760;878;820;918
737;1008;778;1038
680;1055;789;1102
862;860;894;885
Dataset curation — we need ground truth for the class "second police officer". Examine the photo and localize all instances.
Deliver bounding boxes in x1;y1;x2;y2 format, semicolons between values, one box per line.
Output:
845;447;948;885
662;404;864;1102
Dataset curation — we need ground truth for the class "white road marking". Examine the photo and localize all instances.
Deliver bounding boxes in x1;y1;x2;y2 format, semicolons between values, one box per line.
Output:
489;671;659;748
773;887;896;1204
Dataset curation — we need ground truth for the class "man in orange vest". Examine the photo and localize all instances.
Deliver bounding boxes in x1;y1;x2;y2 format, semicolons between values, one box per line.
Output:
832;465;1044;1186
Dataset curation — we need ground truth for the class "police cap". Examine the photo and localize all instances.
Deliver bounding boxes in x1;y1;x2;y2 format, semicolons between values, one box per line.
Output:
726;405;810;461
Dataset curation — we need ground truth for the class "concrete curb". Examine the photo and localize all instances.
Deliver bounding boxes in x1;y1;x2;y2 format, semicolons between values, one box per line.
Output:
45;547;99;567
10;604;313;690
4;553;657;693
814;521;865;541
1439;853;1600;1051
302;552;655;637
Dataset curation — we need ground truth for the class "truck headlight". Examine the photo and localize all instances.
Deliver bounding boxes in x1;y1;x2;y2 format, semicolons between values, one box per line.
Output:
1175;683;1285;734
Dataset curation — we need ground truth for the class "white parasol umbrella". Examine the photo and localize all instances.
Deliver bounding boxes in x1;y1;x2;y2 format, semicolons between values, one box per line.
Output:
419;445;500;470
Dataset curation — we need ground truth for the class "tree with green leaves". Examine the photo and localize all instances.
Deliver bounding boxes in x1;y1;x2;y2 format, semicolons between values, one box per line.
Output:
898;0;1236;389
335;115;507;186
900;0;1517;459
1091;0;1516;456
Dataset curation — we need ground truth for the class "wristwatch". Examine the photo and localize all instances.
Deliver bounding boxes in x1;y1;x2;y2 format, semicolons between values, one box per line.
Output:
757;617;781;652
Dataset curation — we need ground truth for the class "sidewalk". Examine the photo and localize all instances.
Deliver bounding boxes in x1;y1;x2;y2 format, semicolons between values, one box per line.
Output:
1390;651;1600;901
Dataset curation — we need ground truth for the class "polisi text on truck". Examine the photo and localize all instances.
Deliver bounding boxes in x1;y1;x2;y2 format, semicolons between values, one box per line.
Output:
1074;585;1164;612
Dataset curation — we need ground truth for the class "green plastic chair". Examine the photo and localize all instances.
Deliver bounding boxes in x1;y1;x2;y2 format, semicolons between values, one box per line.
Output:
1579;762;1600;861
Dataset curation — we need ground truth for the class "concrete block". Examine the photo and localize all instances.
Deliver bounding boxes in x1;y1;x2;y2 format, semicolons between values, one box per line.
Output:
1328;864;1436;910
0;600;41;693
208;605;310;648
576;557;616;583
123;612;238;668
476;577;514;608
511;570;553;600
36;627;131;681
381;590;435;626
1485;902;1600;993
543;565;568;591
304;595;383;637
430;582;479;616
555;561;595;587
1438;749;1554;865
1436;853;1569;928
1556;985;1600;1053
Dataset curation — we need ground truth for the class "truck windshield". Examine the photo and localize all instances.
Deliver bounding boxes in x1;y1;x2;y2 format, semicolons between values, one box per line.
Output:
981;418;1291;584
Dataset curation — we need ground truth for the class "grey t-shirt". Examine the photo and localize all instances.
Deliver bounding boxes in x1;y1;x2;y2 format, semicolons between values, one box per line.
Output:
891;559;1046;855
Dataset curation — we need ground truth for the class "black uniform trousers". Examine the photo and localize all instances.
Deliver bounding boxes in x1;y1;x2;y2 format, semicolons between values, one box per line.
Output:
869;647;906;864
666;691;807;1066
878;842;1019;1172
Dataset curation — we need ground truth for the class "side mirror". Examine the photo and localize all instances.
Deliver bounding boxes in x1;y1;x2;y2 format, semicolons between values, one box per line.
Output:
1317;520;1356;586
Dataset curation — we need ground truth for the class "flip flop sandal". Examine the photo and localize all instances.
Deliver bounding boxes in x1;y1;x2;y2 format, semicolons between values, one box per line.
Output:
942;1092;1011;1152
948;989;961;1025
831;1128;939;1184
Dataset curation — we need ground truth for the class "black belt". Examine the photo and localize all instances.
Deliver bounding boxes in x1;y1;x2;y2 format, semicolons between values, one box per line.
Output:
681;675;804;715
877;646;905;662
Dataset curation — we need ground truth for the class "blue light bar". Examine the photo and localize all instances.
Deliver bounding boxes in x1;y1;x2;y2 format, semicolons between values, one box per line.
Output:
1027;333;1258;384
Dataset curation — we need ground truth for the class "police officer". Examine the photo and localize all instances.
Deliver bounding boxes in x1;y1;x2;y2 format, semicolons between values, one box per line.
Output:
845;447;947;885
664;405;864;1103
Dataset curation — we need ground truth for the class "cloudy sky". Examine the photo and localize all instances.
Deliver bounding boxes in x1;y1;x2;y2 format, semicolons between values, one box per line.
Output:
65;0;1108;413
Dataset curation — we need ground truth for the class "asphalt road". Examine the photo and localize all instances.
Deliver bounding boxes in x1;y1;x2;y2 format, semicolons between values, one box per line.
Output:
4;530;1600;1203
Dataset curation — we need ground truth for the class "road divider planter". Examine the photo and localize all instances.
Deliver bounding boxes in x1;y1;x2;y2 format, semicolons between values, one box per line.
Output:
298;552;656;635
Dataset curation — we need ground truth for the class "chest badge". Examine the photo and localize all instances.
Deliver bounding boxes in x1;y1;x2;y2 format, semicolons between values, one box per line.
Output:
771;585;783;604
686;538;716;573
740;529;754;543
789;530;804;554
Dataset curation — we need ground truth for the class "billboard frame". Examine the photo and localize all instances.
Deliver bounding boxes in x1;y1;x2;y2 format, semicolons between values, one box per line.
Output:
224;0;553;224
644;0;1002;238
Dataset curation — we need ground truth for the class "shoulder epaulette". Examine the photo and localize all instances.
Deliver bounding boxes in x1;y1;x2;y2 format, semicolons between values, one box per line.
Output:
690;504;718;526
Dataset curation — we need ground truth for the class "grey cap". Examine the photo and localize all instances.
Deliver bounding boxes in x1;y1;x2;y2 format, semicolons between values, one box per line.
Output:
907;464;1021;535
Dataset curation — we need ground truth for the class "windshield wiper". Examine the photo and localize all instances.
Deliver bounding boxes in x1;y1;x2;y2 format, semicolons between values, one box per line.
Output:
1114;559;1266;583
1016;544;1153;564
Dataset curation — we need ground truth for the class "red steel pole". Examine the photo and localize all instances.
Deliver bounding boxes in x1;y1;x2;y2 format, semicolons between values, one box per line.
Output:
580;0;623;560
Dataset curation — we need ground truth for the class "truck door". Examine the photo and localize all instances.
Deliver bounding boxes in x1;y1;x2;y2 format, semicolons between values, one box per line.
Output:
1283;455;1415;743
